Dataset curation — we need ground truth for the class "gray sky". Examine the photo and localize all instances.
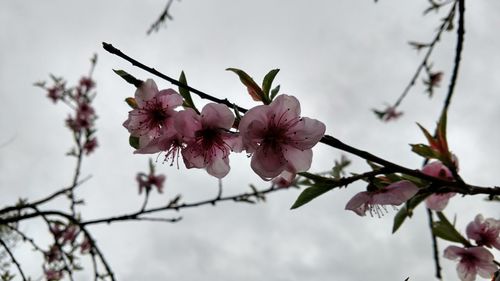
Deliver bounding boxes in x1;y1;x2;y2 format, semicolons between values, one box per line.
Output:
1;1;499;280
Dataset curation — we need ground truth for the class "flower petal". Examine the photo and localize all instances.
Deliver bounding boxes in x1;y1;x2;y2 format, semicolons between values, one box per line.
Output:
373;180;419;205
345;191;370;216
201;103;234;129
288;117;326;150
174;108;201;142
135;79;159;106
425;192;455;211
283;146;313;174
206;153;230;179
251;146;286;180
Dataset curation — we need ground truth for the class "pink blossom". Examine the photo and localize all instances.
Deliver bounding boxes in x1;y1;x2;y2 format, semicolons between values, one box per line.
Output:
83;137;98;155
466;214;500;250
123;79;183;152
175;103;240;178
345;180;419;217
61;225;78;244
44;268;63;281
80;237;91;254
422;161;456;211
136;172;166;194
79;76;95;91
238;95;325;180
47;84;64;103
44;245;61;263
444;246;498;281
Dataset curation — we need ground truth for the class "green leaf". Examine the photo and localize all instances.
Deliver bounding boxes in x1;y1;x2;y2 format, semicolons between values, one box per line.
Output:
392;193;428;233
270;85;280;100
332;155;351;179
416;123;435;147
290;183;334;209
262;69;280;100
410;143;441;160
178;71;199;113
129;135;140;149
432;212;469;244
226;68;266;103
113;69;143;88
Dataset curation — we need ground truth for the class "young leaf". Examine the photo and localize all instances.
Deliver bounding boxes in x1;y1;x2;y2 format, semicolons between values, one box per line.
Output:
432;212;469;245
410;144;441;160
113;69;143;88
270;84;281;100
262;69;280;99
290;183;334;209
226;68;265;102
178;71;199;114
392;193;428;233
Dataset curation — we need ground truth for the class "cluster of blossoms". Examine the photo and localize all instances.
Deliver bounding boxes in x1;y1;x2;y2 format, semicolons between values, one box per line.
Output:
444;214;499;281
123;79;326;181
37;62;98;156
43;223;91;281
344;159;499;281
344;161;455;217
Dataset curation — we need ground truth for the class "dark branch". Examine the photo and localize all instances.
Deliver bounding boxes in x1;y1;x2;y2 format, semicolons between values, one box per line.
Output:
0;238;28;281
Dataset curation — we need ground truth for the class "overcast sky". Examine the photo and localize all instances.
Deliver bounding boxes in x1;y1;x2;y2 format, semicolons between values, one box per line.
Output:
1;1;499;281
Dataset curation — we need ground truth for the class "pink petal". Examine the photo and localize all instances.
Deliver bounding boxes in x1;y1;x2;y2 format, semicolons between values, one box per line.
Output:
206;153;230;179
457;262;477;281
135;79;159;106
201;103;234;129
425;192;456;211
288;117;326;150
251;146;286;180
282;146;313;174
444;245;465;260
269;94;301;119
422;161;453;180
374;180;419;205
238;104;270;152
345;192;370;216
174;109;201;141
181;145;205;169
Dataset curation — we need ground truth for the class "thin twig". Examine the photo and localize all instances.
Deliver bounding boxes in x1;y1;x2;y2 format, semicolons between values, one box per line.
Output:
426;208;443;280
0;238;28;281
393;1;457;109
147;0;176;35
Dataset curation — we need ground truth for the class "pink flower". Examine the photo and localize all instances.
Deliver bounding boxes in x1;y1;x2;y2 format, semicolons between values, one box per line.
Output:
80;237;91;254
46;84;64;103
44;245;61;263
136;172;166;194
238;95;325;180
123;79;183;152
422;161;456;211
345;180;419;217
44;268;63;281
79;76;95;91
83;137;98;155
61;225;78;244
466;214;500;250
175;103;240;178
444;246;498;281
